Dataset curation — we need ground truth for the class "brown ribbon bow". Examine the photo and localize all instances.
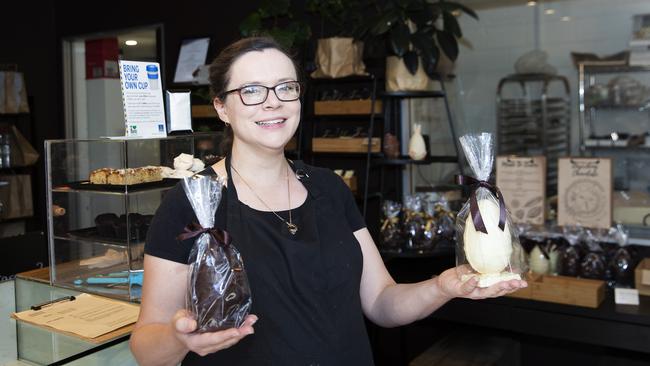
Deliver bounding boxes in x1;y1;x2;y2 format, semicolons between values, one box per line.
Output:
455;175;507;235
177;222;232;246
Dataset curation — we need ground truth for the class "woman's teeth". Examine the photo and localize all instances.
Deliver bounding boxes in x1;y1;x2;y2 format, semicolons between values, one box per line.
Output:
255;119;285;126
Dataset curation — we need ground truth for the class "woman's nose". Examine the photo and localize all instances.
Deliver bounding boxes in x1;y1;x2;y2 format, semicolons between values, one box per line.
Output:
262;89;282;109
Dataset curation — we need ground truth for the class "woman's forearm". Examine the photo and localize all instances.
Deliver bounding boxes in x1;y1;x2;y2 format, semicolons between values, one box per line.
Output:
369;276;452;328
130;322;189;366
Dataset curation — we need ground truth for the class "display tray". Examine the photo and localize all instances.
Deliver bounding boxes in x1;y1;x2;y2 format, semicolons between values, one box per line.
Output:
67;227;146;246
55;178;178;192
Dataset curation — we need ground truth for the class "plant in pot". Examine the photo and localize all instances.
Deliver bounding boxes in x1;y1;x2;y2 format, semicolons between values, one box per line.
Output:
306;0;368;78
239;0;312;51
357;0;478;91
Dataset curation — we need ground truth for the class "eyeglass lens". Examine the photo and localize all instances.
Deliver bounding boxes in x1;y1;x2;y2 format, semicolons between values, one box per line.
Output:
239;81;300;105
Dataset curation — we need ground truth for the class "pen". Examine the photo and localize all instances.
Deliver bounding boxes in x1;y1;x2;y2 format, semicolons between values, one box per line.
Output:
31;295;76;311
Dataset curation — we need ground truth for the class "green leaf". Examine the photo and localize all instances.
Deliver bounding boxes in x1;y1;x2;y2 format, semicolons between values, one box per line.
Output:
389;22;411;57
260;0;291;17
239;13;262;36
403;51;419;75
370;11;399;35
436;30;458;61
408;8;431;28
268;28;295;50
420;40;439;66
287;21;312;44
435;1;479;20
411;32;431;53
422;56;439;80
443;11;462;38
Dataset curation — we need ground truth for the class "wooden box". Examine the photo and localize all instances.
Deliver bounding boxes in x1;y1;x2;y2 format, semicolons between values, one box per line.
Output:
314;99;382;115
312;137;380;153
635;258;650;296
507;274;605;308
530;275;605;308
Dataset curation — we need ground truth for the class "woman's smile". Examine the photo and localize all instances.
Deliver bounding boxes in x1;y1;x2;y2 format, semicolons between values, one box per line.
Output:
254;117;287;128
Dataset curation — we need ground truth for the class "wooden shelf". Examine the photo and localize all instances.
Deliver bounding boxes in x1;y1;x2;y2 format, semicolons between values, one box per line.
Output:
314;99;382;115
375;155;459;166
381;90;446;99
312;137;380;153
191;105;216;118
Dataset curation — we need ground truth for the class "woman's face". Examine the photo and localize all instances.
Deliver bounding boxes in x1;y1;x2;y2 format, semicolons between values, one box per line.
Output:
214;48;300;152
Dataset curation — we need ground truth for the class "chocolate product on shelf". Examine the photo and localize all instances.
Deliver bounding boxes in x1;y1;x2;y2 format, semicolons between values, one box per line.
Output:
94;213;118;238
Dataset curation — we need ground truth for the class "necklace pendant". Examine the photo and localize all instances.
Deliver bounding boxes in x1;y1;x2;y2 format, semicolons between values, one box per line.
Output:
287;222;298;235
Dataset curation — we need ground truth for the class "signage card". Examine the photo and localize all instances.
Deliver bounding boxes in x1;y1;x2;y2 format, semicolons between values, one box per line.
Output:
496;156;546;226
119;60;166;138
557;157;612;229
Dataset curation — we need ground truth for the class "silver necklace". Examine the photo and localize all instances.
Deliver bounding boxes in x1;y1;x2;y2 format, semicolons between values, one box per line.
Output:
231;163;298;235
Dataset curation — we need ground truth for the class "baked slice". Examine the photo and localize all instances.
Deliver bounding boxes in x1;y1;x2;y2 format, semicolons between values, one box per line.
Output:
89;168;113;184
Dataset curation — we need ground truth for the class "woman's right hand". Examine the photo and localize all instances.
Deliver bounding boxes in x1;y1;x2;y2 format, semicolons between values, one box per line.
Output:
171;309;258;357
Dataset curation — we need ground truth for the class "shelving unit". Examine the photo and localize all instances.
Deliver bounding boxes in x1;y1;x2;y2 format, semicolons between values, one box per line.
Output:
577;64;650;242
496;73;571;196
303;75;380;196
0;98;38;234
376;76;463;205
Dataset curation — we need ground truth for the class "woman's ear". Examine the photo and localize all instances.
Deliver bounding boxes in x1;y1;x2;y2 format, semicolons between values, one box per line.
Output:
213;97;230;124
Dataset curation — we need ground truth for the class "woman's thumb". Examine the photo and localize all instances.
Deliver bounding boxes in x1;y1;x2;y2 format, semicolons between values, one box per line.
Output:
173;311;197;333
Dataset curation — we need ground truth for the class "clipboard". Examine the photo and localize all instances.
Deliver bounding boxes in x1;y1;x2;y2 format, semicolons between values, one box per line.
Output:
11;293;139;344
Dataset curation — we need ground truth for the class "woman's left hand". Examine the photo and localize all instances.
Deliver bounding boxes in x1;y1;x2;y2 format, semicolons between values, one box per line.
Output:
435;266;528;300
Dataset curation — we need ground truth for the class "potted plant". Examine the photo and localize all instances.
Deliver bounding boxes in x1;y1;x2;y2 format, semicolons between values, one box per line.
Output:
306;0;368;78
239;0;312;51
357;0;478;91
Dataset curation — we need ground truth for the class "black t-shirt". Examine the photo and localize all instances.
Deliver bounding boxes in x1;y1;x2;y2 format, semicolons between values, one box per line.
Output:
145;160;374;366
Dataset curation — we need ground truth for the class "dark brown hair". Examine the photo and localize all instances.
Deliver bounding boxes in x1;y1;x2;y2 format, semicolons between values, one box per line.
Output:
208;37;300;155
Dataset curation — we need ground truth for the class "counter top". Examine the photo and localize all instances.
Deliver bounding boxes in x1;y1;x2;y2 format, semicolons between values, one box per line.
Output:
431;290;650;354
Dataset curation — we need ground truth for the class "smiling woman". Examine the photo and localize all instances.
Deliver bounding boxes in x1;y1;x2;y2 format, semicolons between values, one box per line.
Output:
129;36;527;366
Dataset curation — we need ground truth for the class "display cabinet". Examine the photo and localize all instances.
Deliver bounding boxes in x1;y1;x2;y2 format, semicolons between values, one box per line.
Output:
45;134;221;301
578;64;650;243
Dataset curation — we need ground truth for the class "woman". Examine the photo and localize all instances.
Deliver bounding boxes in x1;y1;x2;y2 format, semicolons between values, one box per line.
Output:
130;37;527;366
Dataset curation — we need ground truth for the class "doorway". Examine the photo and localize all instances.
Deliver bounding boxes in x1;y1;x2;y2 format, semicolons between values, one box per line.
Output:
62;25;164;139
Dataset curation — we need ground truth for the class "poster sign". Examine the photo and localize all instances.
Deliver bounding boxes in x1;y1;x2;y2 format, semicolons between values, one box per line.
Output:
173;37;210;83
496;156;546;225
558;157;612;229
119;60;166;138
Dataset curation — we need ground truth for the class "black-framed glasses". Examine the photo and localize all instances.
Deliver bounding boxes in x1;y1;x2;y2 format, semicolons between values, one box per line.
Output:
221;81;302;106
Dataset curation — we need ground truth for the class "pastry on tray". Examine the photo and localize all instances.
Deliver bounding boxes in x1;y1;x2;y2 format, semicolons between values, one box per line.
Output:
89;166;162;185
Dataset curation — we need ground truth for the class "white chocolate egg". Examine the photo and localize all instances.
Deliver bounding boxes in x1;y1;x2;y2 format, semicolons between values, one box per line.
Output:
529;245;550;275
463;199;512;274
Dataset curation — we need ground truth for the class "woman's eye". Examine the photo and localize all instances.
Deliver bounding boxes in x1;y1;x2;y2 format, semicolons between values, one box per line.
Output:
241;86;261;95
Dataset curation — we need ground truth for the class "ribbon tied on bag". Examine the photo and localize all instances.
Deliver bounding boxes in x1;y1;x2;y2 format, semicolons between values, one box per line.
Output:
178;222;232;247
455;175;507;235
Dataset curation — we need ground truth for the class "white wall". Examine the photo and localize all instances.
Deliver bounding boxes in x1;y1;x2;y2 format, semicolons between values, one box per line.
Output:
455;0;650;153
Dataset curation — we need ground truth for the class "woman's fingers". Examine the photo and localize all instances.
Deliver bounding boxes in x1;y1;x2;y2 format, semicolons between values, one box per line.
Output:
174;314;259;356
467;279;528;299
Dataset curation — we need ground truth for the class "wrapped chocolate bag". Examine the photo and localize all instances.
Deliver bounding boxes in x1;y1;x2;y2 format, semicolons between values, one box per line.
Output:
180;174;252;332
455;133;527;287
403;194;427;251
380;200;403;253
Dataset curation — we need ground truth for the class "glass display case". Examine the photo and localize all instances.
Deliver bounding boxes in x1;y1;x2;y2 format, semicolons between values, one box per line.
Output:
1;276;136;365
45;134;221;302
578;64;650;243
